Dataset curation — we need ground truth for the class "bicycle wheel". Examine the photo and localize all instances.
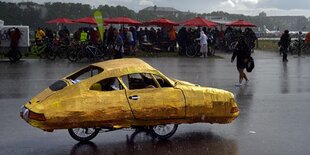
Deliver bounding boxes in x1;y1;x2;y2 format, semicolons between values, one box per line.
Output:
46;47;57;60
150;124;178;140
67;49;79;62
185;46;197;57
68;128;100;142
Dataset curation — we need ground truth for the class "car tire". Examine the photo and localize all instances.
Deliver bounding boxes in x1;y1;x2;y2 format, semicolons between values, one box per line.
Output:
149;124;178;140
68;128;100;142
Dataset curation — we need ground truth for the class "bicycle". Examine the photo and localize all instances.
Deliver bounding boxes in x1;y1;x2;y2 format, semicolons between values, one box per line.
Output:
70;42;106;62
46;42;70;60
185;41;200;57
67;41;85;62
26;39;52;59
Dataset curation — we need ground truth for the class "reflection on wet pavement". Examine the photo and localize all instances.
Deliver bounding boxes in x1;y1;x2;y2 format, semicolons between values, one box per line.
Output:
1;51;310;154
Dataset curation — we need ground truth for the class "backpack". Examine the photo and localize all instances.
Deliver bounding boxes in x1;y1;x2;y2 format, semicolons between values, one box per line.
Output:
246;57;255;72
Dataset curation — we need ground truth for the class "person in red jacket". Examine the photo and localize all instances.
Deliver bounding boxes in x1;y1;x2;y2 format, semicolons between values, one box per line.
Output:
7;27;22;62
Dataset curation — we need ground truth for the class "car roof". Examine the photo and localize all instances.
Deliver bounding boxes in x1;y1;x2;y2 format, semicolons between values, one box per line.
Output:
92;58;156;72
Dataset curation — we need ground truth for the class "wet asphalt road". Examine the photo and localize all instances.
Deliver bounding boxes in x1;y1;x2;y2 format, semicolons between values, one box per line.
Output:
0;51;310;155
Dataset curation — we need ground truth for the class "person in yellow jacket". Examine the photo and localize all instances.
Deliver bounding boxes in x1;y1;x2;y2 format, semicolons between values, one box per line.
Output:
80;29;88;43
35;27;46;45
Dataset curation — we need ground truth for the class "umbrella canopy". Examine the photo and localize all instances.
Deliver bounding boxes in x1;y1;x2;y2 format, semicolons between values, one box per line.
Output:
73;17;97;25
143;18;179;27
225;19;256;27
181;17;217;27
46;18;74;24
105;17;141;25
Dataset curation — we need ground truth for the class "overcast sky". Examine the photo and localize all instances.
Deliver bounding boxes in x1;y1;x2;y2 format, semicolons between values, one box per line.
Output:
5;0;310;17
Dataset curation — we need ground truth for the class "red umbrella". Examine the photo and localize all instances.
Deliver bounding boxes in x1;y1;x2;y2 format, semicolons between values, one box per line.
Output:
105;17;141;25
143;18;179;27
73;17;97;25
46;18;74;24
225;19;256;27
181;17;217;27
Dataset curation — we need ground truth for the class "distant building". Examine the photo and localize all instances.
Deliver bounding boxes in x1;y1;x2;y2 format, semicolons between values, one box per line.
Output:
206;16;229;24
139;5;190;18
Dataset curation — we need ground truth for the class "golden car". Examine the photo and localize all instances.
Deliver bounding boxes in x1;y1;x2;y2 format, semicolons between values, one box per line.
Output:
20;58;239;142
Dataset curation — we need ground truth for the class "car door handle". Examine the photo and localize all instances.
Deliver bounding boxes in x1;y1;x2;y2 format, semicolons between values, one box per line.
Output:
129;95;140;100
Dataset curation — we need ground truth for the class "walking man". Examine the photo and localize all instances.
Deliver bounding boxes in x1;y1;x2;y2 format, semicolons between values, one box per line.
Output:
279;30;291;62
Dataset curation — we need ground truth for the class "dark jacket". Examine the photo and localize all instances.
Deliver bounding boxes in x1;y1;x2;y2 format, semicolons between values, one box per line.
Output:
279;33;291;48
232;40;251;68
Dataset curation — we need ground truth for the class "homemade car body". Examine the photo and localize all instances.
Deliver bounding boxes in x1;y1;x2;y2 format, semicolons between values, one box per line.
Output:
21;58;239;132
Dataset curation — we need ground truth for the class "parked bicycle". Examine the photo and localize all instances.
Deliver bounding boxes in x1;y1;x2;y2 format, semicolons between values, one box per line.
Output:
46;42;71;60
185;41;201;57
26;39;53;59
68;42;106;62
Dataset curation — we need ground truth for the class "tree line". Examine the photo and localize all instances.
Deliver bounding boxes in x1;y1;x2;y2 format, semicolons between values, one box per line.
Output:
0;1;309;31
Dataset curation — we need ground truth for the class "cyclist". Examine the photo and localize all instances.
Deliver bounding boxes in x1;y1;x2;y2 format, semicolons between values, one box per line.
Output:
80;28;89;43
35;27;46;45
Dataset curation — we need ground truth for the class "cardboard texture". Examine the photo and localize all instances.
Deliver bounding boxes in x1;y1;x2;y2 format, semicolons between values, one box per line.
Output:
21;58;239;131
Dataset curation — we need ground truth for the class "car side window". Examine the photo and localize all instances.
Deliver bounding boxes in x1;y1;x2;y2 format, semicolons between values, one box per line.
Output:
153;74;173;87
90;77;123;91
121;73;158;90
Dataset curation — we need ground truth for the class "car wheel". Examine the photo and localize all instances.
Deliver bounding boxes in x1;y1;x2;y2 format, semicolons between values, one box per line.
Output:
150;124;178;140
68;128;100;142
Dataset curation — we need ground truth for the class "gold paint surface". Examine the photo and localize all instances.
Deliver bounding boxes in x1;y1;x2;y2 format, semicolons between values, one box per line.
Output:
22;58;239;131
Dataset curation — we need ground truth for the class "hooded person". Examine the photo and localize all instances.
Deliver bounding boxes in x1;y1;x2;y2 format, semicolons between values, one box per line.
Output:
197;30;208;58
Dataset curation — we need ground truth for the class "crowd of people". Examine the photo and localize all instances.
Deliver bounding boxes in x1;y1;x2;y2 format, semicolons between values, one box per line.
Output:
5;25;310;88
30;25;258;59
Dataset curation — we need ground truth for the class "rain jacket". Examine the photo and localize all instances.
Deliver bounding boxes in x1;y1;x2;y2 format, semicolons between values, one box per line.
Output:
198;31;208;45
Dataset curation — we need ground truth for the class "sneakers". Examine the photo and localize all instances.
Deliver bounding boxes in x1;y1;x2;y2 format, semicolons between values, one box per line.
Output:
235;80;249;87
235;82;242;87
